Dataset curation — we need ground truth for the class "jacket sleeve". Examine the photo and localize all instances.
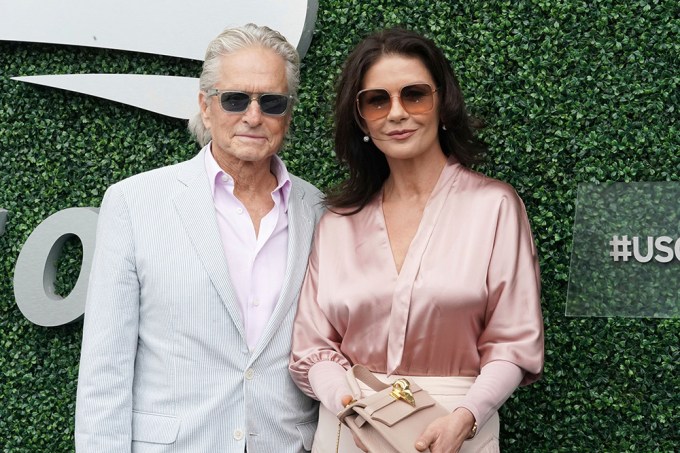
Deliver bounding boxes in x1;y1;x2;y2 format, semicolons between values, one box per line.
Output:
75;183;139;452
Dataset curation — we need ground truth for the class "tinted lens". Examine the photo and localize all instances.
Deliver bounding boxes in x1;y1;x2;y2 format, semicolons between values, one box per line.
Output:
357;89;391;120
220;91;251;112
357;84;435;120
399;84;434;114
218;91;290;116
259;94;290;115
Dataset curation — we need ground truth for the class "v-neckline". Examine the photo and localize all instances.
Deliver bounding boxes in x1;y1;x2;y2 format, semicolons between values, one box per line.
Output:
380;159;461;375
379;194;426;276
376;161;458;277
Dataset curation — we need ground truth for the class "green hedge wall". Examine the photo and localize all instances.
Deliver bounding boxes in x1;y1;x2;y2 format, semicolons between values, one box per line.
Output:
1;1;678;451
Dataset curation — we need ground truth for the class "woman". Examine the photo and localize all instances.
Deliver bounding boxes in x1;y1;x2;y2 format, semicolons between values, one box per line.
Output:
289;28;544;453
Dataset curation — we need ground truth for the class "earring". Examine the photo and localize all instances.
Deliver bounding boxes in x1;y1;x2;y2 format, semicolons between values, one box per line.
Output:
441;124;447;131
363;135;370;143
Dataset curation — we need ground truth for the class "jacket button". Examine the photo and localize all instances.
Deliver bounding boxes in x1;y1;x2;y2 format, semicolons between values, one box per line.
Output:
233;429;244;440
245;368;255;380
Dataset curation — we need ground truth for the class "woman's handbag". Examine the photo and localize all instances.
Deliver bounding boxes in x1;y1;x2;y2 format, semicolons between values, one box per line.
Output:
336;365;449;453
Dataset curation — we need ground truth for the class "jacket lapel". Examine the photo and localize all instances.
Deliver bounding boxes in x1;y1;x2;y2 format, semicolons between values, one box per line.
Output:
172;149;247;342
249;181;317;361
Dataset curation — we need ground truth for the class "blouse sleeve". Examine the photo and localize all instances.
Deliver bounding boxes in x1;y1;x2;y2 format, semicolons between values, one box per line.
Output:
453;360;524;429
478;187;544;385
289;226;352;398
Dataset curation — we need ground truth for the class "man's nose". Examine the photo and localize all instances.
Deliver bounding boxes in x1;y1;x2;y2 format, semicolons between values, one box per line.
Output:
242;98;263;123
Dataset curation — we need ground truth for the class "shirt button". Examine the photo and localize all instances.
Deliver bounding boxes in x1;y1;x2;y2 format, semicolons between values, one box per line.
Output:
245;368;255;380
233;429;244;440
252;299;260;307
221;174;230;183
236;207;244;214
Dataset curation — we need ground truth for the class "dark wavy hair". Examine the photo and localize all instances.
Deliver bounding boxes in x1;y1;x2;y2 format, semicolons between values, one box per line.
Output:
326;28;486;213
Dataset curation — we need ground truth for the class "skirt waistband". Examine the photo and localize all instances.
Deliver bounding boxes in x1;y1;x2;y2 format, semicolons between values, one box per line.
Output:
355;373;477;398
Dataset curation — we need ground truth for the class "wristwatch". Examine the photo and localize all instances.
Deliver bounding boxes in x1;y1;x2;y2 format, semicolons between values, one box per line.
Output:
467;422;478;439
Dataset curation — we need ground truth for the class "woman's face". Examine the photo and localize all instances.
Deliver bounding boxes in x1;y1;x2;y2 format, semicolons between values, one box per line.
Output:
358;54;443;163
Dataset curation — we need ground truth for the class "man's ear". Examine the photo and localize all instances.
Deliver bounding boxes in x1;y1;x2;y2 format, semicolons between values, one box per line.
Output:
199;92;211;130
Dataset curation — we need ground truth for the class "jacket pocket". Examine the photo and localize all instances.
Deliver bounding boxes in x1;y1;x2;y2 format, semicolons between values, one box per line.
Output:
131;410;181;444
295;419;317;451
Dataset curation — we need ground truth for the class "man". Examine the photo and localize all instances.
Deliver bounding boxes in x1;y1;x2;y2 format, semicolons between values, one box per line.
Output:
75;24;323;452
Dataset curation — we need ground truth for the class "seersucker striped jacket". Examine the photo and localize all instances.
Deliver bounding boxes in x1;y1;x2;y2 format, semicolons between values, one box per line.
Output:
75;148;324;452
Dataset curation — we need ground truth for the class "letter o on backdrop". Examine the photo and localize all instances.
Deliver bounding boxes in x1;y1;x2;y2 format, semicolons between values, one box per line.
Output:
0;208;8;236
14;207;99;327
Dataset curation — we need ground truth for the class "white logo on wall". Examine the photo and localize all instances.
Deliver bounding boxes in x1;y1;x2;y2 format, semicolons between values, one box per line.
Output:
0;0;318;119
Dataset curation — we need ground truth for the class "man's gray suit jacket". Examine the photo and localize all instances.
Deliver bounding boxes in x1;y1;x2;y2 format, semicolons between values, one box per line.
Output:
75;148;324;452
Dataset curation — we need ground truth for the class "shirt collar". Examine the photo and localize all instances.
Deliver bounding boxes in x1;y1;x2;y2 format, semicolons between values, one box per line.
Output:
203;142;292;211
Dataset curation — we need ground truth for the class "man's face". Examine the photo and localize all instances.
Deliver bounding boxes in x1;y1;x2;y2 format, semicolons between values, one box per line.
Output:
199;46;290;168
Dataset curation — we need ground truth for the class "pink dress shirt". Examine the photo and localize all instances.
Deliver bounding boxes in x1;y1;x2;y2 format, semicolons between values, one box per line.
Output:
205;146;291;350
289;158;544;426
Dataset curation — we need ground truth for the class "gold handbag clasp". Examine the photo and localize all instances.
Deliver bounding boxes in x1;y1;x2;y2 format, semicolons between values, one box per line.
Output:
390;378;416;407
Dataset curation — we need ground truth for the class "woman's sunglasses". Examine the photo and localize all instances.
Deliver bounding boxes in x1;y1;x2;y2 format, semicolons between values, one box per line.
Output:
206;89;292;116
356;83;437;121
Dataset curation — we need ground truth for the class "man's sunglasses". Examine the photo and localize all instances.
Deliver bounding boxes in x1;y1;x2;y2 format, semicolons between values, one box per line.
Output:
206;89;293;116
356;83;438;121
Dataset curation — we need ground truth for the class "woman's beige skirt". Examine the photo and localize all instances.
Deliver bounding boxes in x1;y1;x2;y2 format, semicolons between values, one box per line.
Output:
312;374;500;453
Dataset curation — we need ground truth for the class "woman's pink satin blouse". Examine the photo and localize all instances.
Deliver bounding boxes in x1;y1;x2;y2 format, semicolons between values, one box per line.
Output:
290;160;544;396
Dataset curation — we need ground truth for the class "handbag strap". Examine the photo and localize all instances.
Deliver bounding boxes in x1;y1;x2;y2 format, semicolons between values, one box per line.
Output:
347;365;391;394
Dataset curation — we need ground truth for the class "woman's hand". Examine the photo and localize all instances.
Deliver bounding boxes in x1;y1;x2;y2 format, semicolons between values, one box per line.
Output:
340;394;354;407
415;407;476;453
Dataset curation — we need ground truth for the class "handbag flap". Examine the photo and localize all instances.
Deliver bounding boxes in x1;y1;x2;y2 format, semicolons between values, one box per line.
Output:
360;387;438;427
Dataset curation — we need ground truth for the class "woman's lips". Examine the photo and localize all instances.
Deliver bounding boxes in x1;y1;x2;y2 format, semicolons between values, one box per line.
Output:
386;129;416;140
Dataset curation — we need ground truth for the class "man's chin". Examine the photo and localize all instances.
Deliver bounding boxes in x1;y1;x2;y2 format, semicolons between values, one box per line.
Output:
216;148;278;165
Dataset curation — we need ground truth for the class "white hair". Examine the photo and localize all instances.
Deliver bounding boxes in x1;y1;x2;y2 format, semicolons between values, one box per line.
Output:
187;23;301;146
